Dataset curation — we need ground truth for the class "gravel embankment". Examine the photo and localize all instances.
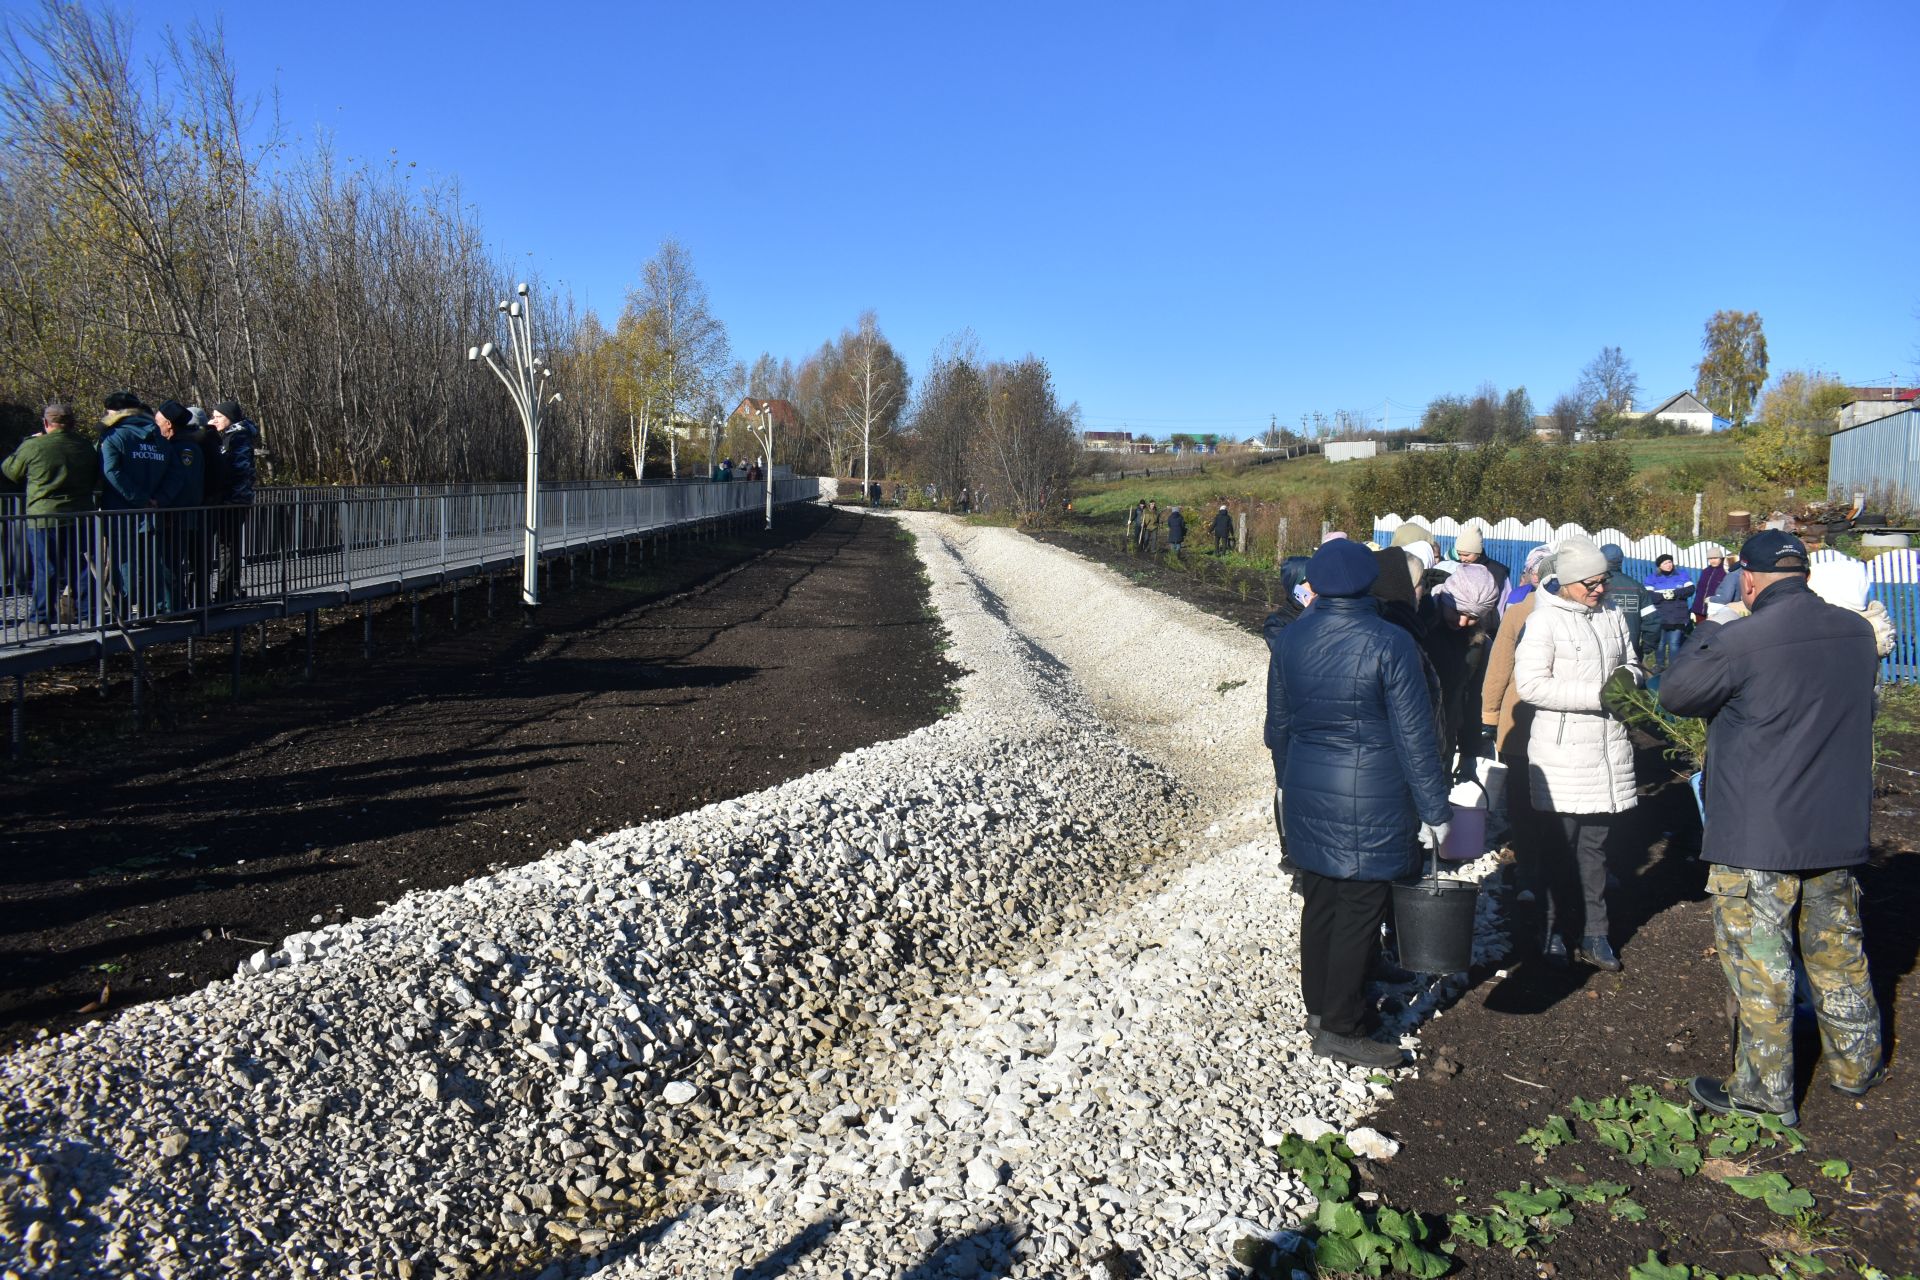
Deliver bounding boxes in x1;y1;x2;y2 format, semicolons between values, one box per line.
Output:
0;512;1499;1280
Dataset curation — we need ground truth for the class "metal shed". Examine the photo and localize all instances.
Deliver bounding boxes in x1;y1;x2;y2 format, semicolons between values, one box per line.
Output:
1829;407;1920;510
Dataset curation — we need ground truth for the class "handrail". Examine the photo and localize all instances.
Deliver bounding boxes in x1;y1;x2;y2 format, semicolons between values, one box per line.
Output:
0;477;820;655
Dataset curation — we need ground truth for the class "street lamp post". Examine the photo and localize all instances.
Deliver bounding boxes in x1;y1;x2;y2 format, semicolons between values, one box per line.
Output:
751;404;774;529
467;282;554;618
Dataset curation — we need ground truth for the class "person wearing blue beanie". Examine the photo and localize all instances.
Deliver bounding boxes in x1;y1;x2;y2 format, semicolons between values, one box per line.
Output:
1269;530;1454;1069
1305;537;1381;598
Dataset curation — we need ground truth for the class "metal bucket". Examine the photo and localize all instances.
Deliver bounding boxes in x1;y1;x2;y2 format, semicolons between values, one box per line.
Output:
1392;847;1479;974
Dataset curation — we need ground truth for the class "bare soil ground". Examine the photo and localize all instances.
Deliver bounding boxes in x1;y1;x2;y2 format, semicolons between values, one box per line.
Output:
0;506;956;1049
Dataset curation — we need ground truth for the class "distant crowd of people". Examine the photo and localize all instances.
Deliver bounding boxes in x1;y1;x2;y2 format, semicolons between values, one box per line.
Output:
1263;522;1886;1128
1;393;259;633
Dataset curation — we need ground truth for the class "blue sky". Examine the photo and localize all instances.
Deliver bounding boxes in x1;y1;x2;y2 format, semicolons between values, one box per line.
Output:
41;0;1920;437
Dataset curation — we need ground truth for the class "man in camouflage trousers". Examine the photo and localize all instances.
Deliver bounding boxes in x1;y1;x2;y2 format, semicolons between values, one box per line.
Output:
1661;531;1884;1126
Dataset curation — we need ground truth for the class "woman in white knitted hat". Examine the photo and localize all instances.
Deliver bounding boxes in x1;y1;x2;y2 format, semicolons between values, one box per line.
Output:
1512;538;1644;971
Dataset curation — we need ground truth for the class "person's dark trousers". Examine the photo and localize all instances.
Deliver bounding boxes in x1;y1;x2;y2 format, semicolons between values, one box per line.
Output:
1215;533;1230;554
213;504;247;601
1545;813;1613;942
26;522;78;623
1297;869;1393;1037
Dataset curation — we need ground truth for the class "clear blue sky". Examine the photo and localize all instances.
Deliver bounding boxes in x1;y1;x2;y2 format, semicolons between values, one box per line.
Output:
38;0;1920;437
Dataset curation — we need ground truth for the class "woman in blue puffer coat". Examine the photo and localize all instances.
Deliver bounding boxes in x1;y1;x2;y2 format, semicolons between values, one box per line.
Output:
1267;538;1454;1069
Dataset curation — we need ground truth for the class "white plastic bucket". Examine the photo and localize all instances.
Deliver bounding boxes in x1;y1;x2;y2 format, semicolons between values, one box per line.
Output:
1441;779;1488;861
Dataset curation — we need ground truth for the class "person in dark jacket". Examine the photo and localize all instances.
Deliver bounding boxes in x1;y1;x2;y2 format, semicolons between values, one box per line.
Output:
1643;553;1696;669
1263;555;1315;863
98;395;168;617
1423;561;1501;782
1660;531;1883;1126
1268;538;1452;1069
1165;506;1186;553
152;400;203;613
1600;544;1650;658
1210;504;1233;554
208;400;259;601
1;403;99;630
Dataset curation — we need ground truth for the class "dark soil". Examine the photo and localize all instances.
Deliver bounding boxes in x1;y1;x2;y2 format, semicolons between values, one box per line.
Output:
0;506;956;1049
1028;525;1279;635
1030;529;1920;1275
1361;753;1920;1277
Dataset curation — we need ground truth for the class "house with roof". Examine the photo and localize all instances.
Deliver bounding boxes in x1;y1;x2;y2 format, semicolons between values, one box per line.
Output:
1835;385;1920;432
729;397;802;432
1645;391;1730;434
1081;430;1133;452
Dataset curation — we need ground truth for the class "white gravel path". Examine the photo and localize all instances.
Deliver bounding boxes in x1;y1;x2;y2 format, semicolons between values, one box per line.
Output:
0;511;1502;1280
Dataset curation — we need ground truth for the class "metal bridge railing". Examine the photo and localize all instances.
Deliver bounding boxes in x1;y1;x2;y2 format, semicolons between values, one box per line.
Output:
0;476;818;654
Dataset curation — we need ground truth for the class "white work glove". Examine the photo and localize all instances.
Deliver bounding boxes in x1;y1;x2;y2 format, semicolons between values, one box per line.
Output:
1420;820;1452;852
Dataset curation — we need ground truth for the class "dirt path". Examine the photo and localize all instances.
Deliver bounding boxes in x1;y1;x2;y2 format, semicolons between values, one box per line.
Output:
0;506;955;1047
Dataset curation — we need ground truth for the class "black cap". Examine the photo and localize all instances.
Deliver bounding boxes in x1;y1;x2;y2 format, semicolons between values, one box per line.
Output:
103;391;142;411
213;399;244;421
154;399;189;428
1740;530;1810;573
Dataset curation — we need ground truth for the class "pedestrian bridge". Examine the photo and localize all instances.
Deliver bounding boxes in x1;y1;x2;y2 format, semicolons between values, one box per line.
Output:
0;476;821;686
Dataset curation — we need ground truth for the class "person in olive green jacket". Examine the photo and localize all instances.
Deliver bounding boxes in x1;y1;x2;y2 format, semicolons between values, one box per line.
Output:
1;402;100;629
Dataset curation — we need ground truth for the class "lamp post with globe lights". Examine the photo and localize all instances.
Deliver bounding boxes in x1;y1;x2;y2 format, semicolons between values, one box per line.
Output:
467;282;555;616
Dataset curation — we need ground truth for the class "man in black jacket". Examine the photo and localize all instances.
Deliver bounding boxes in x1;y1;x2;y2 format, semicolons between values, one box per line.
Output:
1210;504;1233;554
1659;531;1883;1126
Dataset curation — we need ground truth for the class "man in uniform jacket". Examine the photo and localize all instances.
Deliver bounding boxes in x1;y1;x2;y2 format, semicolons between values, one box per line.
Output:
1660;531;1884;1126
99;395;168;617
1;403;99;629
1644;553;1696;669
1268;538;1452;1069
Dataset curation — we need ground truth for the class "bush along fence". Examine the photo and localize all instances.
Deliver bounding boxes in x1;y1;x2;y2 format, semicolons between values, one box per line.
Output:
1372;513;1920;684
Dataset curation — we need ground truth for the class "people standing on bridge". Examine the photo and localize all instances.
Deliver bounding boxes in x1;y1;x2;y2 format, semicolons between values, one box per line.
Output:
98;394;167;618
1211;504;1233;555
1165;506;1186;554
1660;531;1885;1126
208;401;258;603
1268;537;1451;1069
1513;538;1641;971
2;403;99;634
152;401;203;614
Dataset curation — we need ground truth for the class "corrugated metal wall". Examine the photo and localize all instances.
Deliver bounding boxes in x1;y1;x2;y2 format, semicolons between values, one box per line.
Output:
1830;408;1919;508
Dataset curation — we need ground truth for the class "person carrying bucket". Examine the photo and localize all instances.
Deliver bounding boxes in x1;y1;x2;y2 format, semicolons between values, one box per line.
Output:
1512;538;1644;972
1267;538;1452;1070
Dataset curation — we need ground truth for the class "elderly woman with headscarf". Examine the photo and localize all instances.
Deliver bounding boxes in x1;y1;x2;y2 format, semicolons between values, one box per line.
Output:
1513;538;1644;972
1424;562;1502;783
1267;538;1452;1068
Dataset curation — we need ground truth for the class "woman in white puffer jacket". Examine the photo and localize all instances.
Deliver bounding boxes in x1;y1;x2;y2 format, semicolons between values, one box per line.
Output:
1513;538;1643;972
